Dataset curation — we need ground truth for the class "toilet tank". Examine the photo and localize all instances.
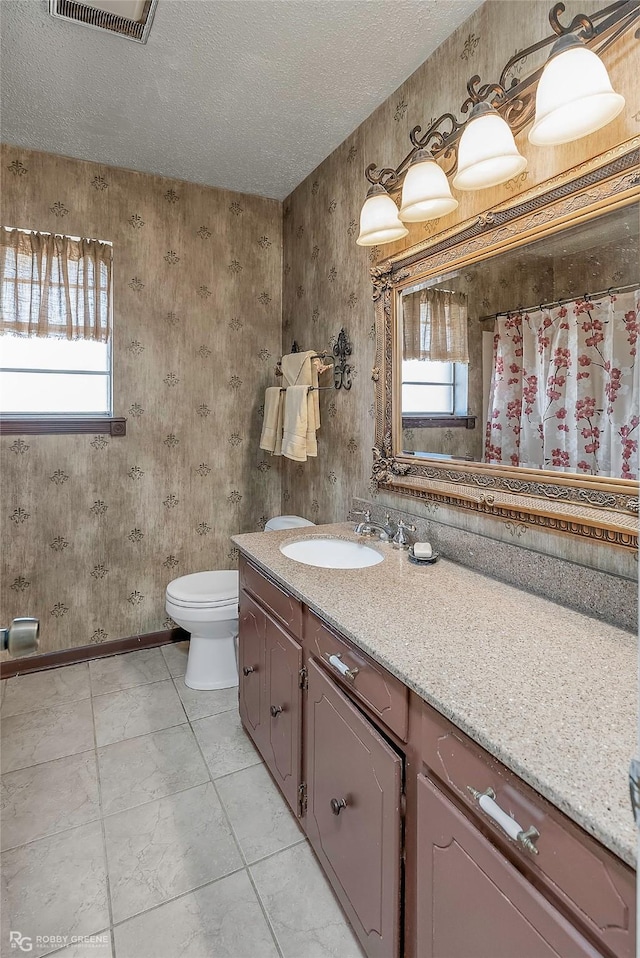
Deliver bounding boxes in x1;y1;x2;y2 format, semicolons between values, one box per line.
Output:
264;515;315;531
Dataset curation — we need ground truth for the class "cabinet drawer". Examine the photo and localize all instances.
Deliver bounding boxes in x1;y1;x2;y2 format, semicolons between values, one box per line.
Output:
417;775;601;958
239;558;302;637
305;610;408;741
421;703;636;958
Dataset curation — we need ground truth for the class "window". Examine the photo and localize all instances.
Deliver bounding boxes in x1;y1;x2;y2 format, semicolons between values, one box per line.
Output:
401;358;474;428
401;285;474;429
1;336;111;415
0;227;123;435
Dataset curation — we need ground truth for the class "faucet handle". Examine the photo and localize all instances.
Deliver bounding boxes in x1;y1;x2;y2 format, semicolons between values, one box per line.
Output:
352;508;375;537
392;518;417;549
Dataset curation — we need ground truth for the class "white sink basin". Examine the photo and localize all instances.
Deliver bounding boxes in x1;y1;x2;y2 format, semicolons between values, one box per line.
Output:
280;537;384;569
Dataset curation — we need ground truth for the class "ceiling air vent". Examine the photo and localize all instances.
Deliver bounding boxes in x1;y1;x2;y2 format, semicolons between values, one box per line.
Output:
48;0;158;43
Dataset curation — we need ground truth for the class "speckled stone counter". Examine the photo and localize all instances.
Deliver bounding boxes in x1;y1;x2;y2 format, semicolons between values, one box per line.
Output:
232;522;637;869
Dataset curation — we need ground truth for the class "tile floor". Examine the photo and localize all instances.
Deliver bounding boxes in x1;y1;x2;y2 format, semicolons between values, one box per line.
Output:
1;645;364;958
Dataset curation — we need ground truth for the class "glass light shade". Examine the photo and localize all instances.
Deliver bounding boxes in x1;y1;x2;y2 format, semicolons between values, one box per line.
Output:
356;184;409;247
528;36;625;146
399;151;458;222
452;102;527;191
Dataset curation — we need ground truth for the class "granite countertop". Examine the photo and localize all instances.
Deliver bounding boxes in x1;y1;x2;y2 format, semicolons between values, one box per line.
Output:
232;522;637;869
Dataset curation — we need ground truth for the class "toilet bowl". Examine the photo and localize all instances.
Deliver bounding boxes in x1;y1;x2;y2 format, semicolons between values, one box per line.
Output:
166;571;239;690
165;516;314;690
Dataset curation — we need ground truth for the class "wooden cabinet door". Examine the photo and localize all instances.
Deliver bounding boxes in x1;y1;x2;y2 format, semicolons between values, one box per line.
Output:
417;774;601;958
238;591;267;755
263;616;302;816
305;659;402;958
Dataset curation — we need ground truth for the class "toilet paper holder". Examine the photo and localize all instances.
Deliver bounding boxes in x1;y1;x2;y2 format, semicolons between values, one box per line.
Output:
1;617;40;657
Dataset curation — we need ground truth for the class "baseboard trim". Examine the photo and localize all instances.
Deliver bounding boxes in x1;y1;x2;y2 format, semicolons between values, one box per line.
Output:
0;628;190;679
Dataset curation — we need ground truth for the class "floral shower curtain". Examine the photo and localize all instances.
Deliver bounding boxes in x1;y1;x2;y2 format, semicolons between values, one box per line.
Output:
484;289;639;480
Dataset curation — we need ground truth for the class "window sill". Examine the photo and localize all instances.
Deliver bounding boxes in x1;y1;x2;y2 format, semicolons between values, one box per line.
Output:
0;416;126;436
402;415;476;430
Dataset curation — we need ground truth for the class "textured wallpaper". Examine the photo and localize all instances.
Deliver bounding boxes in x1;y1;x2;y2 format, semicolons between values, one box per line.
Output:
1;145;282;656
2;2;639;658
281;0;639;577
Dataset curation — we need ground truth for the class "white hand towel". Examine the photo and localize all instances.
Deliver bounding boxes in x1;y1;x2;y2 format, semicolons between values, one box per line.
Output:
281;350;321;455
306;389;317;457
259;387;284;454
282;385;310;461
280;350;313;387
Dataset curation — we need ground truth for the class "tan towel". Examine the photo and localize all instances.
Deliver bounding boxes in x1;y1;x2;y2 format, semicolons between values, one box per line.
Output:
282;385;310;461
280;350;321;455
259;387;284;455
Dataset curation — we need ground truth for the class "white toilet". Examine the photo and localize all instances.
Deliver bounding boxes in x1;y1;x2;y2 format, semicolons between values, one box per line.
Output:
165;515;314;690
263;515;315;532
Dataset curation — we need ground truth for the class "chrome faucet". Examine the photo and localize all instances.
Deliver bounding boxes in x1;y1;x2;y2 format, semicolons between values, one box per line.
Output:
352;509;390;539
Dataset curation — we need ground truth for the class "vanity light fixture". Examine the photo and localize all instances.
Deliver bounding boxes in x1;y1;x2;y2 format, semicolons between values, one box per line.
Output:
356;184;408;247
358;0;637;245
528;33;626;145
452;102;527;191
399;150;458;222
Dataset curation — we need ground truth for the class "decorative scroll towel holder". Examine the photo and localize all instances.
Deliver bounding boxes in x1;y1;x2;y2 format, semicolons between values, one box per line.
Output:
275;328;353;391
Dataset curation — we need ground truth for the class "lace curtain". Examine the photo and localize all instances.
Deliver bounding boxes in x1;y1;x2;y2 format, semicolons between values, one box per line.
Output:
484;289;639;480
403;288;469;363
0;228;112;342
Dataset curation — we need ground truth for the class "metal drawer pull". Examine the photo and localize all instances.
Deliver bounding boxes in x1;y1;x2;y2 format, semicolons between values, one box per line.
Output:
468;786;540;855
270;705;283;717
330;797;347;815
323;651;359;682
242;666;254;676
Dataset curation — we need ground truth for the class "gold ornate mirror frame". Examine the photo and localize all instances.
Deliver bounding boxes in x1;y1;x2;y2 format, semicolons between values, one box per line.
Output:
371;137;640;550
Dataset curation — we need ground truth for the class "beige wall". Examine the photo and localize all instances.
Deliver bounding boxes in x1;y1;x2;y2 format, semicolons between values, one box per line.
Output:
2;2;638;658
1;145;282;656
281;0;639;578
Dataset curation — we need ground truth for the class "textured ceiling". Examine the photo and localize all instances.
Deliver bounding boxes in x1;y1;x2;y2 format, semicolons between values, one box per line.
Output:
0;0;482;199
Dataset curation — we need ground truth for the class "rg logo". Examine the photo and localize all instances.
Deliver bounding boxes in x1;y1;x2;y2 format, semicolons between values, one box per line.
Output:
9;932;32;952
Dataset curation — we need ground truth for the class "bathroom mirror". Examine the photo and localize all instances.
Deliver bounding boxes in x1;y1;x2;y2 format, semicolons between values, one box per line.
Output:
371;137;640;549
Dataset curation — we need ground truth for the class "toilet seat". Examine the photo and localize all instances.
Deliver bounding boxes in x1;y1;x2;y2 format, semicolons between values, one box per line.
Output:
167;595;237;610
166;570;239;607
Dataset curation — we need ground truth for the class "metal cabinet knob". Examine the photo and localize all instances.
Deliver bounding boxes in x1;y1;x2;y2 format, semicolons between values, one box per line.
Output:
270;705;283;717
242;666;254;676
330;797;347;816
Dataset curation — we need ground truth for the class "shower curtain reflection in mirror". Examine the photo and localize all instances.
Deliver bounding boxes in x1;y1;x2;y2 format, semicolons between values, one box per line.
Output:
484;289;640;479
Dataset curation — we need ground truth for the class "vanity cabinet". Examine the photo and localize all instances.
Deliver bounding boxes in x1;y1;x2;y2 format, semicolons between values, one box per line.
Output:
416;775;600;958
305;659;402;958
263;613;303;815
238;588;302;816
419;703;635;958
238;592;267;753
237;556;636;958
305;609;409;741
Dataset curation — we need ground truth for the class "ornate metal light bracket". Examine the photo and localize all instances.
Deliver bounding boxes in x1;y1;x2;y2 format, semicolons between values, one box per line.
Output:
332;327;353;390
365;1;640;191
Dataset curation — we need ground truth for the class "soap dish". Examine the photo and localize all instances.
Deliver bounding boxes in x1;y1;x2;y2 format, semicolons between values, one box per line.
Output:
407;546;439;566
